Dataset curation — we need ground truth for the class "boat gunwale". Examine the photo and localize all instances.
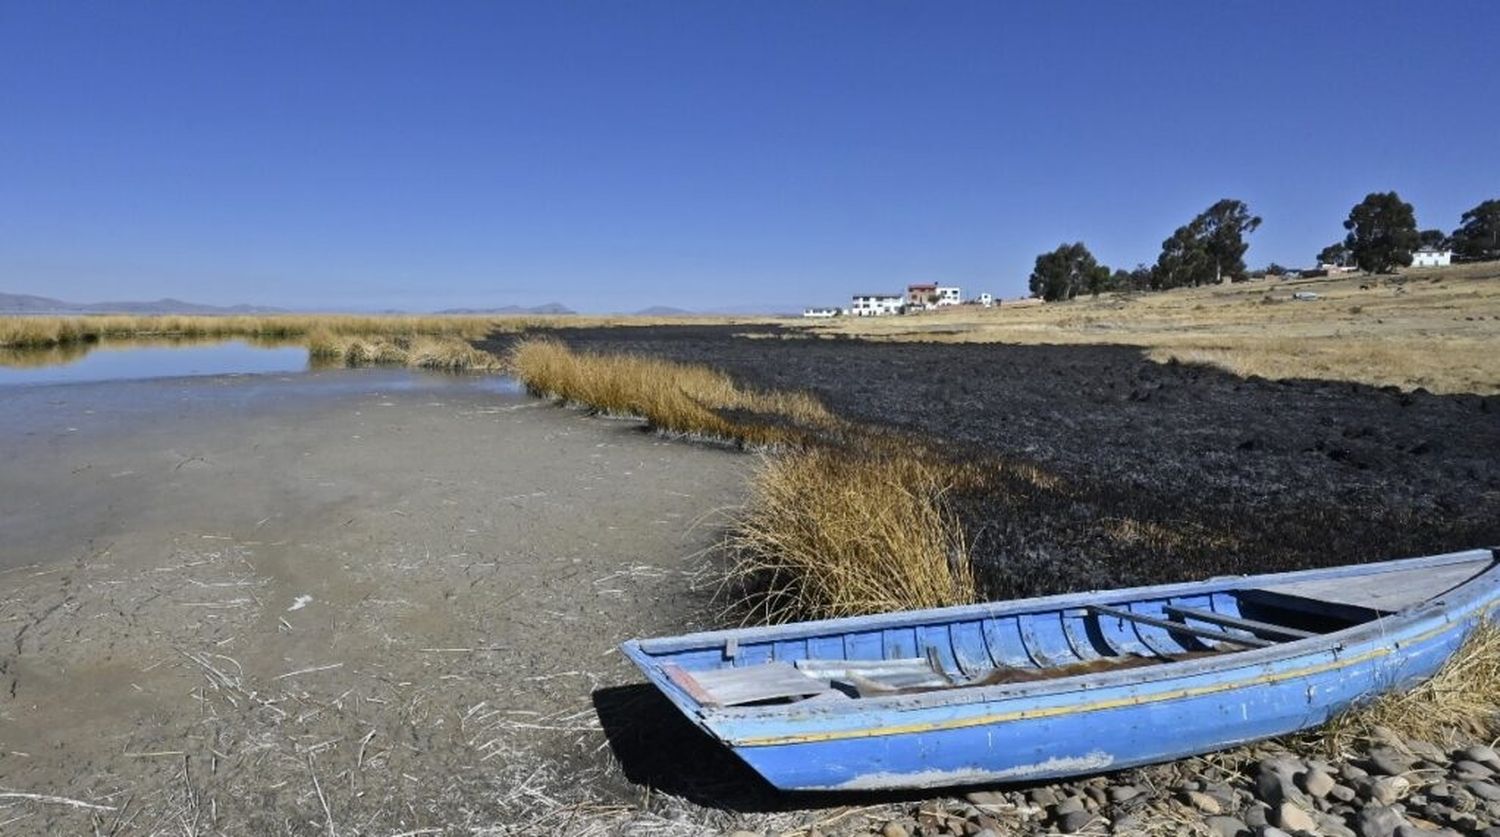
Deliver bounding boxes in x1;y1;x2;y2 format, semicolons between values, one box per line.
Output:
633;548;1495;656
621;549;1499;731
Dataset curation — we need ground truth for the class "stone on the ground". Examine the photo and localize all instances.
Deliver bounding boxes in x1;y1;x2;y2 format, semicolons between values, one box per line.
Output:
1355;804;1406;837
1108;784;1142;803
1274;801;1318;832
1025;787;1056;807
1301;767;1338;798
1454;760;1496;781
1368;748;1414;777
965;790;1006;806
1203;815;1249;837
1054;796;1085;816
1462;745;1500;769
880;822;909;837
1183;789;1223;814
1056;810;1096;833
1471;781;1500;802
1261;829;1292;837
1331;783;1359;802
1370;775;1411;805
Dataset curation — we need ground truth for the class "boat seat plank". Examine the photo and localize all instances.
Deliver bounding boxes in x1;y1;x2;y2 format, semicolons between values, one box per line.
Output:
1089;605;1273;649
1165;605;1316;640
664;662;830;707
1250;558;1490;613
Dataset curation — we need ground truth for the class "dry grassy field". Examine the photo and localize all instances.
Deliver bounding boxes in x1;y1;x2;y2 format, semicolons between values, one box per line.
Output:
812;261;1500;395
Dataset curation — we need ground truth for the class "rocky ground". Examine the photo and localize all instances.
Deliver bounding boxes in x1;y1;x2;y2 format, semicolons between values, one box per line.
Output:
779;733;1500;836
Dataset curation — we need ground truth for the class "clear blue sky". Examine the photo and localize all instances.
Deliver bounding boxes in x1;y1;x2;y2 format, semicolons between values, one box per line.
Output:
3;2;1496;312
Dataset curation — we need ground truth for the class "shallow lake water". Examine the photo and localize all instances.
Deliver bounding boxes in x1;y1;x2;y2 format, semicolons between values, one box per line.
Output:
0;339;521;393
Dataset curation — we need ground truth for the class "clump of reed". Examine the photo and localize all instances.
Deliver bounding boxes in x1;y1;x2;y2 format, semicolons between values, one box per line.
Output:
0;314;506;349
505;337;837;447
306;330;502;371
723;446;980;622
1311;620;1500;752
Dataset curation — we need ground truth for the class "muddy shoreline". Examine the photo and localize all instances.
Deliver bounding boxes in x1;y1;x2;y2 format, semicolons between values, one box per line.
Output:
0;370;752;834
480;326;1500;599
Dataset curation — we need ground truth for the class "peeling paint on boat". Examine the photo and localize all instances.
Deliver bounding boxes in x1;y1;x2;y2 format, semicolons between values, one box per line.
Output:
830;751;1116;790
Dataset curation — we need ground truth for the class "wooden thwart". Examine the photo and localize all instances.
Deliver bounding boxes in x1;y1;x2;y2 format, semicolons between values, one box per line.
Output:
1164;605;1315;640
1089;604;1273;649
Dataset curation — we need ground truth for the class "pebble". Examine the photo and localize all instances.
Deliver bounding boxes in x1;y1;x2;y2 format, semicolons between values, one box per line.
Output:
880;823;909;837
1261;829;1292;837
1054;796;1085;816
1274;802;1318;832
1368;747;1414;776
1108;784;1142;803
1183;790;1222;815
1370;775;1411;805
964;790;1006;806
1463;745;1500;769
1057;810;1096;833
1454;760;1496;781
1331;783;1359;802
1470;781;1500;802
1203;815;1249;837
1301;768;1338;798
1356;804;1406;837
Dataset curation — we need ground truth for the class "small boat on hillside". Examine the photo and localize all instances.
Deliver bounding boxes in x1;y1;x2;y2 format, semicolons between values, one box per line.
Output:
621;548;1500;791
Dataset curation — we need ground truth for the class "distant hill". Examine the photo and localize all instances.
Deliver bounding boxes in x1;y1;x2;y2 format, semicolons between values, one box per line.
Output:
633;305;695;317
0;292;286;315
435;302;576;315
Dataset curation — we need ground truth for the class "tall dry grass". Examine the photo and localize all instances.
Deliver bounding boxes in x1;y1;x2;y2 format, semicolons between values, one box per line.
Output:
0;314;505;349
505;337;837;446
306;331;502;371
724;447;979;622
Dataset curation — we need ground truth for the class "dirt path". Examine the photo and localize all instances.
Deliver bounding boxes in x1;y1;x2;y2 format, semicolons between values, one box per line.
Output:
0;371;753;834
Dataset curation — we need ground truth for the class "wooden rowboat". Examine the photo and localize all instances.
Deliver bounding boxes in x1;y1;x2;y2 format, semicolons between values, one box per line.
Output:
621;548;1500;790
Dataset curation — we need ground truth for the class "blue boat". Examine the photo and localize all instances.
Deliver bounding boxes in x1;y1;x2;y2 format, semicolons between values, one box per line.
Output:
621;548;1500;790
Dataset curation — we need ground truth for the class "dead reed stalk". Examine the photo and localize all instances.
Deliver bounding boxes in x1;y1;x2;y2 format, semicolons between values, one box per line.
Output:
723;447;979;622
505;337;836;446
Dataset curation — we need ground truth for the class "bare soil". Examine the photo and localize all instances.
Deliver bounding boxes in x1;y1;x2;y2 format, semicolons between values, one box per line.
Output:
480;326;1500;599
0;370;760;834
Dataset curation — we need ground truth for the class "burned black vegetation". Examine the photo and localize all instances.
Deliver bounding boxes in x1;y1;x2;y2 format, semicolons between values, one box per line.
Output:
480;325;1500;600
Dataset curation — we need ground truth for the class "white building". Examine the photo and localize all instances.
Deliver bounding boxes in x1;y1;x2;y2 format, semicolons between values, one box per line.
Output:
802;307;841;318
934;286;962;306
977;292;994;307
850;293;904;317
1411;247;1452;268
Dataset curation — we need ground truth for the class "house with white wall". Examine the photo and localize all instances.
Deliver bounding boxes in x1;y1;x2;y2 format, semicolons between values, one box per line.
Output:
851;293;904;316
976;292;994;307
934;286;962;306
802;307;841;318
1411;247;1452;268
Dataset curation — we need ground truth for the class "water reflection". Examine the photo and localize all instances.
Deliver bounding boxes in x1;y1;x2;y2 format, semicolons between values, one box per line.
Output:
0;339;310;386
0;338;521;393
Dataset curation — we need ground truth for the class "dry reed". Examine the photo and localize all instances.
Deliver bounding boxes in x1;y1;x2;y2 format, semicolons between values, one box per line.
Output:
505;337;837;446
723;447;979;622
306;330;502;371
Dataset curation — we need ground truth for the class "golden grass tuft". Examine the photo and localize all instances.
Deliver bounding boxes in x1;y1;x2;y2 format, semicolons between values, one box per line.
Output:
505;337;837;446
1312;620;1500;752
723;447;979;622
306;330;501;371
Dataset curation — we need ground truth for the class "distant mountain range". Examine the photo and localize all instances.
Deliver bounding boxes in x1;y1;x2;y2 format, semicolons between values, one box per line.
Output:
0;291;287;315
434;303;576;315
0;290;797;317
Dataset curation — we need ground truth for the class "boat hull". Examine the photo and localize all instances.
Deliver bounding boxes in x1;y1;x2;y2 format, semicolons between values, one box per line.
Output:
721;605;1476;790
622;549;1500;791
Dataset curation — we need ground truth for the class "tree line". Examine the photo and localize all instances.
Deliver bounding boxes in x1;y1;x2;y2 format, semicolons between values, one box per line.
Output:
1029;195;1500;301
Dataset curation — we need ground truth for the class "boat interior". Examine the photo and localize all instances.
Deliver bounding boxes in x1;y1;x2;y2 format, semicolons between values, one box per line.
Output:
645;556;1493;709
